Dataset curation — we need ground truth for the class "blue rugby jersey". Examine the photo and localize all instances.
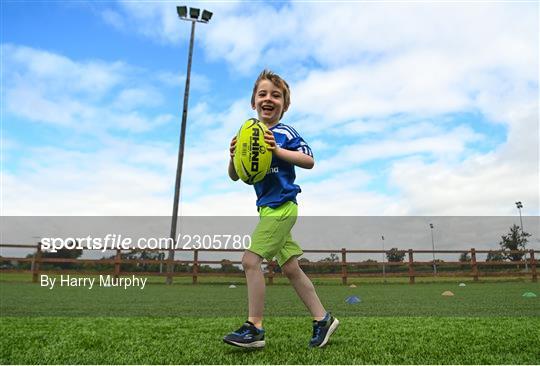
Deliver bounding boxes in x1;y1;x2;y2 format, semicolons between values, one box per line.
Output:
254;122;313;208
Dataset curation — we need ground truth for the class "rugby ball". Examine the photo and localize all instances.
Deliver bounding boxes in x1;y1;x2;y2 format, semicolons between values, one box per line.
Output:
234;118;272;185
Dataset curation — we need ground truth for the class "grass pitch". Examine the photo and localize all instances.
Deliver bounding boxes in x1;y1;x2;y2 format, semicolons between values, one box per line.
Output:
1;274;538;364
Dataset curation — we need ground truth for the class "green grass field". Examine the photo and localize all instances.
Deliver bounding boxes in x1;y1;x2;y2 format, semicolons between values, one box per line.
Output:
1;273;539;364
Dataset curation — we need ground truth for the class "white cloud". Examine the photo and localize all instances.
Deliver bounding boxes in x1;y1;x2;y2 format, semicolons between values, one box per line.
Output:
109;1;255;47
309;139;331;152
1;40;254;215
4;44;126;95
1;142;174;215
3;44;175;134
110;112;174;133
101;9;126;30
106;2;537;127
113;87;164;110
6;86;90;127
388;106;539;216
154;71;211;92
310;124;482;179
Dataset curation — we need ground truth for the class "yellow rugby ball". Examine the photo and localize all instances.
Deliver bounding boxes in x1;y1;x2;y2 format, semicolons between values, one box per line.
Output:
234;118;272;185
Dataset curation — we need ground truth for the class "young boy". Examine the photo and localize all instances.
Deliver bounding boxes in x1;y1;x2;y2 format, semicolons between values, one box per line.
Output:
223;70;339;349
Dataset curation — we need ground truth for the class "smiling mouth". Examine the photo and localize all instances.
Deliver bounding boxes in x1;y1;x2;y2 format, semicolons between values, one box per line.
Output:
261;105;274;111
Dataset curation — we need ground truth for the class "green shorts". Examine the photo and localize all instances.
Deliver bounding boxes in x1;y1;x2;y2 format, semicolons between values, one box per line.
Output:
248;201;304;267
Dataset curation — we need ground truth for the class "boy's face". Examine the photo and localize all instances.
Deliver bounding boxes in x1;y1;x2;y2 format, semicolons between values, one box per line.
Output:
252;79;287;125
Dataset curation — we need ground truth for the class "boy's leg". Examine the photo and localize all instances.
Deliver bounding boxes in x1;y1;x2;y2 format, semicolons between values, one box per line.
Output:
223;250;266;348
281;256;325;319
224;202;296;348
246;202;298;326
242;250;265;328
281;255;340;348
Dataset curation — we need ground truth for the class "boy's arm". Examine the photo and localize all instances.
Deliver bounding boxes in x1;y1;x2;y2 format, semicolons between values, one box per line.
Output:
264;131;315;169
228;136;240;181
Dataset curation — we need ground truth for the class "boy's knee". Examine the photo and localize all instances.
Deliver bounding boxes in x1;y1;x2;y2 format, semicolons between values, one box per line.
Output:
282;261;301;279
242;252;262;271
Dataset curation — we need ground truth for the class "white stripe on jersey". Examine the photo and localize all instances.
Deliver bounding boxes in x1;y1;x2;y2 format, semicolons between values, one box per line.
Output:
302;146;314;157
274;123;313;156
272;128;294;140
278;124;300;138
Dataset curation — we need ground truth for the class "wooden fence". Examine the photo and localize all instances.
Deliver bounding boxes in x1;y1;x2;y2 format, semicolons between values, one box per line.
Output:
0;244;537;284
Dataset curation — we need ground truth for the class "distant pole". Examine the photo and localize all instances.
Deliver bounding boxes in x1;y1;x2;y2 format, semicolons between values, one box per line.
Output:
515;201;524;232
515;201;528;271
430;223;437;275
381;235;387;283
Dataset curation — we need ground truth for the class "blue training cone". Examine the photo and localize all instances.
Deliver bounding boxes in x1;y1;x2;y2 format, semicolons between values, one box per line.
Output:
346;295;361;304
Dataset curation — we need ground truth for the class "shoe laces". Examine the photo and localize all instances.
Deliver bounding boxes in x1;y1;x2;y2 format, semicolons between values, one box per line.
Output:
312;322;322;339
234;323;252;336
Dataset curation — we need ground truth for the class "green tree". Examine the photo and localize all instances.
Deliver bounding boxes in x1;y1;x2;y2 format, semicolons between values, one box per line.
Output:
459;252;471;262
486;251;505;262
220;259;240;273
198;264;213;273
485;251;506;271
298;257;311;273
499;224;530;262
386;248;405;262
0;255;14;269
41;240;83;269
319;253;340;273
121;250;161;272
321;253;339;262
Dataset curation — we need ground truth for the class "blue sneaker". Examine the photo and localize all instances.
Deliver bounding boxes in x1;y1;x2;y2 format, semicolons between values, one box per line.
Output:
309;313;339;348
223;321;265;348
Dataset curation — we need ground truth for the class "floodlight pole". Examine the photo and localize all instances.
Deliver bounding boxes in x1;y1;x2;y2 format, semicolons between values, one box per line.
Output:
515;201;525;233
381;235;386;283
515;201;528;271
167;7;211;285
429;223;437;275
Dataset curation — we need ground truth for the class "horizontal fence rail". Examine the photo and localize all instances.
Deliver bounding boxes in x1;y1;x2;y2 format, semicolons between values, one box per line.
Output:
0;244;537;284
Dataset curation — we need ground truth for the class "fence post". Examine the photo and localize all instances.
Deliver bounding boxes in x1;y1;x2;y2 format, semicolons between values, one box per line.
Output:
114;249;121;279
471;248;479;282
530;250;537;283
341;248;348;285
192;249;198;284
32;242;42;283
166;245;174;285
267;261;274;285
408;249;415;284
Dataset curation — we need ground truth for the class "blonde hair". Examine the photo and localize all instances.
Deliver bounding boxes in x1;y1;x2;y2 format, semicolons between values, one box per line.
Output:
251;69;291;119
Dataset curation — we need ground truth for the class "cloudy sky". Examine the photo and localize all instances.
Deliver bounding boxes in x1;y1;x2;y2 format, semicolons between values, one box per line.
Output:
2;1;538;218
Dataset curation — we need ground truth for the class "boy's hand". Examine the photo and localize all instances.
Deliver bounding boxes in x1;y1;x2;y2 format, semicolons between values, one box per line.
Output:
264;130;279;153
229;136;237;158
263;130;314;169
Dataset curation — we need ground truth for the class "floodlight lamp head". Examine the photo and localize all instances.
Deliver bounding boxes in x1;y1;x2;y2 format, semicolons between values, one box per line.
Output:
189;7;200;19
429;223;434;229
201;10;213;22
177;6;187;18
